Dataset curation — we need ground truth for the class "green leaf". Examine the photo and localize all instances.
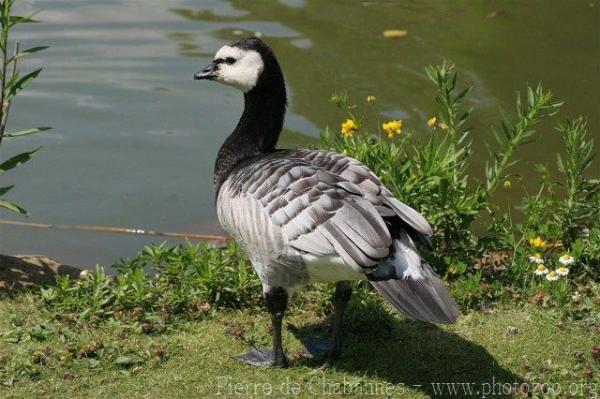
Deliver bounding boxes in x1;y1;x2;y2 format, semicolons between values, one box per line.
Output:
7;68;42;98
0;185;14;196
0;147;41;172
9;16;37;25
8;45;49;62
556;153;565;173
3;328;23;343
8;10;41;27
0;199;28;215
5;127;51;138
114;354;144;367
456;86;472;101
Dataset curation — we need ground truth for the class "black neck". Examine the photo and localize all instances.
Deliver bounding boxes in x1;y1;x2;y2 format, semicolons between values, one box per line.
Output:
214;75;287;194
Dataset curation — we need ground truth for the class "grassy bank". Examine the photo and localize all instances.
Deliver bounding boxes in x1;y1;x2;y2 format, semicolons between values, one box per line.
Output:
1;289;598;398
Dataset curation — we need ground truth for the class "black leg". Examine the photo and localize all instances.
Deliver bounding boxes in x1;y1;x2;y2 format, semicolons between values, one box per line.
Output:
330;280;352;357
265;286;288;367
234;286;289;367
304;280;352;359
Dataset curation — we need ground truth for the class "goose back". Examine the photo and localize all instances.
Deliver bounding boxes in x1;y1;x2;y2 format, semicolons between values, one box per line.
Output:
217;149;432;286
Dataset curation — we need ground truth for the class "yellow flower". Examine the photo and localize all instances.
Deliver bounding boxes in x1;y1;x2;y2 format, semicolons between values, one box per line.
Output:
382;119;403;139
529;236;549;249
438;122;449;130
503;180;512;190
427;116;437;127
340;119;359;138
366;95;376;104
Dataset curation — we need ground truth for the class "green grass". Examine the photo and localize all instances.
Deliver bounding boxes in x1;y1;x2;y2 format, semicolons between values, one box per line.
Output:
1;292;598;398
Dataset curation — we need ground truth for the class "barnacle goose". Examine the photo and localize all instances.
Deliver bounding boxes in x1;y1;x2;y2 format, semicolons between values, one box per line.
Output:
194;37;460;367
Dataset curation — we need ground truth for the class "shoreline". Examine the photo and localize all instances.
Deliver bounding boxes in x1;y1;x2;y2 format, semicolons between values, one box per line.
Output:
0;254;80;291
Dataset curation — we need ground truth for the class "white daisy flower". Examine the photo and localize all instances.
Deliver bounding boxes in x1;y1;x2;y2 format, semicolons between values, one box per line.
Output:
559;253;574;265
529;253;544;264
534;264;549;276
546;271;559;281
556;267;569;277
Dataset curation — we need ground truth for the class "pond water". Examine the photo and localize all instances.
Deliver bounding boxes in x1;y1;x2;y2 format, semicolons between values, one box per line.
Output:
0;0;598;268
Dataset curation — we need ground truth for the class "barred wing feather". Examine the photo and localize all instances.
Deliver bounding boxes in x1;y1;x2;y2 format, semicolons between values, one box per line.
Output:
296;150;433;237
223;153;393;271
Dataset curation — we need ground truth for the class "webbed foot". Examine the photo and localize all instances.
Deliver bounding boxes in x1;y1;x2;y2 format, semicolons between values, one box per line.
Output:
302;336;342;359
234;346;289;367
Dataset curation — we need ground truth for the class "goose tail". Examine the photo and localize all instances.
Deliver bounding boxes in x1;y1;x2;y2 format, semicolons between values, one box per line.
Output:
369;234;460;324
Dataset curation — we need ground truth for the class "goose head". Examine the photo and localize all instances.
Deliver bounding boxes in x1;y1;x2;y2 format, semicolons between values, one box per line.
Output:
196;37;287;178
194;37;282;93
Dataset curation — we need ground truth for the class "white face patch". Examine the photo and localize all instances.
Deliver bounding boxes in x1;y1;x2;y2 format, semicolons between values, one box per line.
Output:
212;45;264;92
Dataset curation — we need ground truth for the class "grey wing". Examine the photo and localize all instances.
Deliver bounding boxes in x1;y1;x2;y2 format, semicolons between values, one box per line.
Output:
222;154;393;272
297;150;433;237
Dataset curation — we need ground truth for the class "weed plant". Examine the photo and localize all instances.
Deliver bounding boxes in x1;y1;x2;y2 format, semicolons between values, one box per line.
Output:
0;0;49;214
323;62;599;310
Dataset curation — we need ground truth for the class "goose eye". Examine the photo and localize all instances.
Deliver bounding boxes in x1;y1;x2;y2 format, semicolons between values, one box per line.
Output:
225;57;236;65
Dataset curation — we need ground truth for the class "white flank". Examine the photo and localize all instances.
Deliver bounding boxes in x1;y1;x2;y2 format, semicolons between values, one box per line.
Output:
302;254;366;283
